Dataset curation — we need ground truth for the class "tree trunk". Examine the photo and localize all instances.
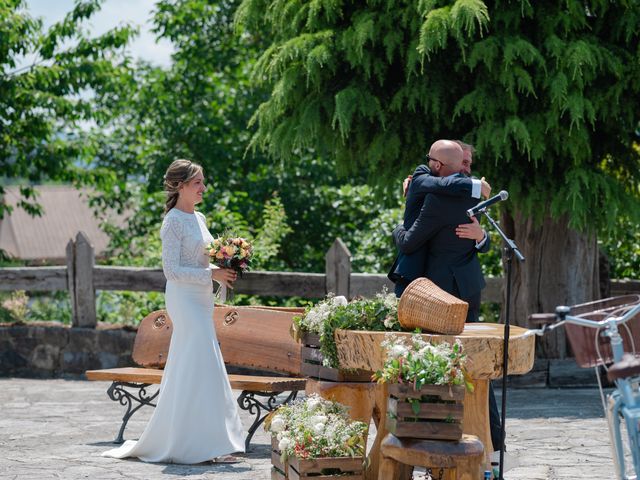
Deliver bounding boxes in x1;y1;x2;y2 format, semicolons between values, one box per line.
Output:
501;211;600;358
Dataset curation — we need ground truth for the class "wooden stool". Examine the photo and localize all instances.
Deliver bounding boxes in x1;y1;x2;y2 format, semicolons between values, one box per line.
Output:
380;433;484;480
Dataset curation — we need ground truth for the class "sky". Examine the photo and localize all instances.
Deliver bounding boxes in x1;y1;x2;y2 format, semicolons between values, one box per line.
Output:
24;0;174;67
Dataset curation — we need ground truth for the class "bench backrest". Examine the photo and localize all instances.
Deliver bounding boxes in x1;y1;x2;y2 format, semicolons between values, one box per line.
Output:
132;310;172;368
132;305;305;376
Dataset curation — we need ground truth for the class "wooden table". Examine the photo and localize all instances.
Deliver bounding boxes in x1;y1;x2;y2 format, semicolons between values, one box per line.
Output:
327;323;535;479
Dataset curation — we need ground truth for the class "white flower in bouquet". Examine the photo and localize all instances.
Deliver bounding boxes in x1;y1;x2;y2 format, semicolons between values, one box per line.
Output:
383;316;397;329
376;288;398;310
374;333;472;391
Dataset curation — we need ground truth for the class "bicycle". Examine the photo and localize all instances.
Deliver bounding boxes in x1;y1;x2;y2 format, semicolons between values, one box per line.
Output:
527;299;640;480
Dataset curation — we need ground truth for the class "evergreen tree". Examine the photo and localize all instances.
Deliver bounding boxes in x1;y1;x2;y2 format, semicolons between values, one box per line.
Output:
237;0;640;355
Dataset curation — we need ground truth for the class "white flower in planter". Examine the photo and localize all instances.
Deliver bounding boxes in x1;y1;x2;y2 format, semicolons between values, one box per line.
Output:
389;344;408;359
270;415;285;433
332;295;348;306
312;422;325;434
309;414;327;425
306;397;322;411
278;437;292;451
265;393;367;461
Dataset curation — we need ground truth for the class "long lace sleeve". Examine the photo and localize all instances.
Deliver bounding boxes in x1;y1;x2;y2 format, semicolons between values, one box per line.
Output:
161;215;212;286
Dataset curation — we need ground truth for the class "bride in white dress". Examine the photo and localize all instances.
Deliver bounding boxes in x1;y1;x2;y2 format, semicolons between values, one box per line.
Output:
102;159;245;464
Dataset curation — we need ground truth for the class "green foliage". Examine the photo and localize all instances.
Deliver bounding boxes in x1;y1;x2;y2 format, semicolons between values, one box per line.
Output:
0;291;72;324
97;291;165;326
350;206;402;273
0;0;136;219
80;0;402;277
600;216;640;279
251;195;293;268
318;292;401;368
237;0;640;232
26;292;72;324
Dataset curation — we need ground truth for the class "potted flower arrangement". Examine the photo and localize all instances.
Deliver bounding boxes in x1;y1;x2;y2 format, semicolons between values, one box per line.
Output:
291;289;402;381
265;394;367;479
373;333;473;441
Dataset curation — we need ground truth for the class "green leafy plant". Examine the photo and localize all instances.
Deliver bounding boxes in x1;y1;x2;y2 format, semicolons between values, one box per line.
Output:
1;291;29;323
291;294;347;340
27;292;72;324
96;291;165;326
294;289;402;369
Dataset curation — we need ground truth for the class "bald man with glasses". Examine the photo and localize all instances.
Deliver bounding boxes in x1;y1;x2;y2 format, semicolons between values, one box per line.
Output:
389;140;490;298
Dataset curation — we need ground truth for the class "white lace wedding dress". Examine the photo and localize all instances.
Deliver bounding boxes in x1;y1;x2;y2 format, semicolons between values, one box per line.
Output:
102;208;245;463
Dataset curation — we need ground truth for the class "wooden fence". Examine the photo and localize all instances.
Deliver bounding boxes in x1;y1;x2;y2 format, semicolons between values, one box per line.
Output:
0;231;638;328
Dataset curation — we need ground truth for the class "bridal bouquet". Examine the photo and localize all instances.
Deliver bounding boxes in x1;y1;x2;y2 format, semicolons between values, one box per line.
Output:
207;234;253;274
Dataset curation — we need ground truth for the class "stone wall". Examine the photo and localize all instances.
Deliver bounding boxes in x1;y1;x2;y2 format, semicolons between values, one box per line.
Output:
0;323;136;378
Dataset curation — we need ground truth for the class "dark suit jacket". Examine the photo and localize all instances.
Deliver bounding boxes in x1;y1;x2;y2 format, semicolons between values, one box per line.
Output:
392;192;489;309
388;167;474;285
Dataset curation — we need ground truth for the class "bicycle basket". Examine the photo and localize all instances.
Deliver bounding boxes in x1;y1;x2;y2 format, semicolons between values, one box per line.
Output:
564;295;640;368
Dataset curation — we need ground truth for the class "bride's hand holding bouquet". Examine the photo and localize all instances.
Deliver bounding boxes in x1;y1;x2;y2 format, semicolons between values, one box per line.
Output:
211;268;237;290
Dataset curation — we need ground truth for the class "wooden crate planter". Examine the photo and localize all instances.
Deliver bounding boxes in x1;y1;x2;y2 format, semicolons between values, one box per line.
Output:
271;437;364;479
300;333;372;382
288;456;364;480
271;436;288;480
386;383;464;440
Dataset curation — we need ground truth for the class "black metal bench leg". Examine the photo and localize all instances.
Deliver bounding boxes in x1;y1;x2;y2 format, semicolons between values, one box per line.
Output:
237;390;298;452
106;382;159;444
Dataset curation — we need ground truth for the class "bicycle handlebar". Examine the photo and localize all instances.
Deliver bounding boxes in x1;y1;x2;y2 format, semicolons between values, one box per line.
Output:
556;303;640;328
524;303;640;338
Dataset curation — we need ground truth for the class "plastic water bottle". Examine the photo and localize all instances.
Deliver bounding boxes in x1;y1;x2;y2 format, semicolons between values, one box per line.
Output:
484;471;492;480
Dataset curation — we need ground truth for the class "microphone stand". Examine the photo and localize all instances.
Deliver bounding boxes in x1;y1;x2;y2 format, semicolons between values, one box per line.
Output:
477;208;524;480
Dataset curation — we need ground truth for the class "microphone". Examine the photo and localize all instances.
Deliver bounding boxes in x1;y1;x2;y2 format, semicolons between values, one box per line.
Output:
466;190;509;217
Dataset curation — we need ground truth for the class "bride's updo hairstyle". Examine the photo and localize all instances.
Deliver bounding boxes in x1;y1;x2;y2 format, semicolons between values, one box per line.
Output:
163;159;204;213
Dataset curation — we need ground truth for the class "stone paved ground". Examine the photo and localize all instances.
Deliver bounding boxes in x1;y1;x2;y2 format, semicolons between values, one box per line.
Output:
0;378;626;479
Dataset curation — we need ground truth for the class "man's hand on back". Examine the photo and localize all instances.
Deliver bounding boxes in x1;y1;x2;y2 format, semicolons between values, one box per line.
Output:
455;216;485;242
402;175;413;197
480;177;491;199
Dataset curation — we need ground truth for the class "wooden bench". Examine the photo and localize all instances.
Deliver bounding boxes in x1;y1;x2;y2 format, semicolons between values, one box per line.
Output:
86;306;307;451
